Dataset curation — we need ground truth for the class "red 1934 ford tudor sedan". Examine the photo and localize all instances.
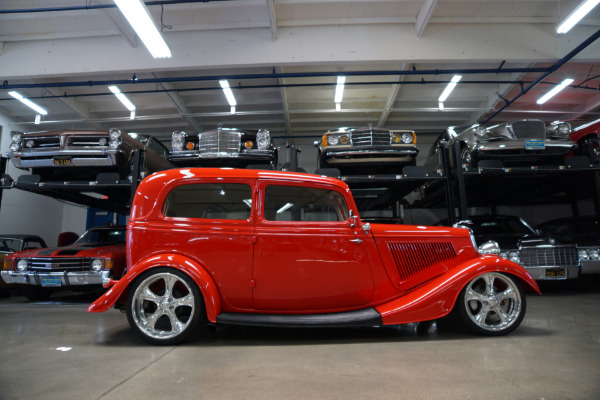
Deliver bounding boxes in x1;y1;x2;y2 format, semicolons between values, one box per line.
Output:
88;168;540;345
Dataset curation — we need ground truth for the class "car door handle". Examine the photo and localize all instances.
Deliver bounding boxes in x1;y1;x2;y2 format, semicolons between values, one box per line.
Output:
350;238;362;244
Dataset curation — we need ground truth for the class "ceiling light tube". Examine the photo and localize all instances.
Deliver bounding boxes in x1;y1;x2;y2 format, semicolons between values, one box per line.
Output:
536;78;574;104
438;102;445;111
108;85;136;111
334;76;345;104
219;80;237;106
336;103;341;111
438;75;462;103
113;0;172;58
556;0;600;34
8;91;48;115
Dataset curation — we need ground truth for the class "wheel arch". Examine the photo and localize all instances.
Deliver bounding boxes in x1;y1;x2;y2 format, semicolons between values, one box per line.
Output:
88;253;222;323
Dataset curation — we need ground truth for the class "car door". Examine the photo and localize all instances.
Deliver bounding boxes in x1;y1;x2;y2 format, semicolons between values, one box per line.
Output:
252;180;375;311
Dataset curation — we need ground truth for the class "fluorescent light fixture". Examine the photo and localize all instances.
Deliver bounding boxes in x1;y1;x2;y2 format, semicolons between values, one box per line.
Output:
230;106;236;115
108;85;136;112
219;80;237;107
336;103;341;111
556;0;600;34
438;102;445;111
438;75;462;103
277;203;293;214
130;110;136;120
113;0;171;58
574;118;600;131
536;78;574;105
35;114;42;125
8;91;48;115
334;76;345;104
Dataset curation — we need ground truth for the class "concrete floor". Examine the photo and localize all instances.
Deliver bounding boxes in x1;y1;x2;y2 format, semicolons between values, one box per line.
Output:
1;278;599;400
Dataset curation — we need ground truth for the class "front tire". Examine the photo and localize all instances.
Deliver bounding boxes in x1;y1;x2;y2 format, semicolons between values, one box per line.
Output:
126;268;205;345
456;272;525;336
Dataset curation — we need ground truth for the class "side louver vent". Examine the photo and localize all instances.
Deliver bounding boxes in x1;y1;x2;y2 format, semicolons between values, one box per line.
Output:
387;241;456;280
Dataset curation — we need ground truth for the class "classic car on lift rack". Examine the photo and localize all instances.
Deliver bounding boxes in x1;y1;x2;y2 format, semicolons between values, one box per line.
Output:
169;126;278;169
447;215;581;281
2;226;127;301
7;128;172;181
570;120;600;164
88;168;540;345
424;119;577;172
316;126;419;175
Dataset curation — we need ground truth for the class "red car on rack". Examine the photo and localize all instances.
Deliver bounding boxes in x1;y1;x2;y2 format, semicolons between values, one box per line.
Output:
570;120;600;164
88;168;540;345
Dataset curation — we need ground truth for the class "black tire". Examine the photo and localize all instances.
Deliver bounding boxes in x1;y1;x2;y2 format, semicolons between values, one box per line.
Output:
23;286;52;301
456;272;526;336
582;137;600;164
126;267;205;345
460;146;474;167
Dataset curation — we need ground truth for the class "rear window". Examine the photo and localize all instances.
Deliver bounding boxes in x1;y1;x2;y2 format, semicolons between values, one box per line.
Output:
163;183;252;220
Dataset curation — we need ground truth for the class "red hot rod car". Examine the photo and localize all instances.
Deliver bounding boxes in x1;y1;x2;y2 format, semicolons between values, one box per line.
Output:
88;168;540;345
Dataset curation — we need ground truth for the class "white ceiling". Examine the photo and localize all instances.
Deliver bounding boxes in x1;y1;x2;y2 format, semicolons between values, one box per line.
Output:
1;0;599;149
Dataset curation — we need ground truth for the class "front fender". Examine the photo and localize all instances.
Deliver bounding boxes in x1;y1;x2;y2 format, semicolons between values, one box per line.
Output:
376;255;540;326
87;253;222;323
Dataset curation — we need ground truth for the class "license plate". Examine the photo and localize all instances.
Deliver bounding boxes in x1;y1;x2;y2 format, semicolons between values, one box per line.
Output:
41;276;62;287
53;156;72;166
545;268;566;279
525;139;545;150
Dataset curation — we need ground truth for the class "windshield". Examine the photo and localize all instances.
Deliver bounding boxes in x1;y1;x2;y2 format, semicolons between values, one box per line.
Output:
0;238;23;253
470;218;537;236
74;228;126;245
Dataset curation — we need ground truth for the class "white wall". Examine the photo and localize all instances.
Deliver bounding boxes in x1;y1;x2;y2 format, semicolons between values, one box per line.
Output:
0;114;87;247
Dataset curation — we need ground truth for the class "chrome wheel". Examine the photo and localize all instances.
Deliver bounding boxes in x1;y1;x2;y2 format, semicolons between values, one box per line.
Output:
460;147;472;164
127;268;203;345
458;272;525;335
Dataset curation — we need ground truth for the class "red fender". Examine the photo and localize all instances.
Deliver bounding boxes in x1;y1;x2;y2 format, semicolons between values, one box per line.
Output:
376;255;541;326
87;254;222;323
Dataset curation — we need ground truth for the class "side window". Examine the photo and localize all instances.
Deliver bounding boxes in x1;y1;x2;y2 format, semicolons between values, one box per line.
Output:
24;240;44;250
164;183;252;220
148;138;169;159
264;185;349;222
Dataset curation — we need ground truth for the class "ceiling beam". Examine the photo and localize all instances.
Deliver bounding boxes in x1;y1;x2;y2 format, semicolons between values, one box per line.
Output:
152;73;203;132
415;0;438;38
266;0;277;40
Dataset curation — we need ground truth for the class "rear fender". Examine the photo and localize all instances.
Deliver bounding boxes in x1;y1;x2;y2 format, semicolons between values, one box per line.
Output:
87;254;222;323
376;255;540;326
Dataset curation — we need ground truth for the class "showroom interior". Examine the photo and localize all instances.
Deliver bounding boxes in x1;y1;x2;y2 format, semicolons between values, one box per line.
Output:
1;1;600;399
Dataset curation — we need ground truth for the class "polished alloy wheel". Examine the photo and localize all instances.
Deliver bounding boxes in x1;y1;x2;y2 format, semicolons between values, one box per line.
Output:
460;272;524;334
129;270;197;342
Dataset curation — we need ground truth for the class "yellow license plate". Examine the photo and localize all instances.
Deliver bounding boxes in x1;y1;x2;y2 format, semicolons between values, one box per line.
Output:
545;268;566;278
53;157;72;166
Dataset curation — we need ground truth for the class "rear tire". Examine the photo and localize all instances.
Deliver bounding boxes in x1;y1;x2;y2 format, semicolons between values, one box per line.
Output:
456;272;526;336
126;267;205;345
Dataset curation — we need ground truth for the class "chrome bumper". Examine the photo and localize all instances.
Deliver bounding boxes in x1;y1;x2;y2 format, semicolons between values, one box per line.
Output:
1;270;105;286
323;145;419;163
169;149;275;163
10;149;121;169
475;140;576;154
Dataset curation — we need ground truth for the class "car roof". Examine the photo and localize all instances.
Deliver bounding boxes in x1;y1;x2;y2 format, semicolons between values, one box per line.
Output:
0;234;45;241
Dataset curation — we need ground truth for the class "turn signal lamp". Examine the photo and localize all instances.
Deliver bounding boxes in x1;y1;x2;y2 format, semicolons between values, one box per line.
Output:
185;142;195;150
245;141;253;149
3;259;12;271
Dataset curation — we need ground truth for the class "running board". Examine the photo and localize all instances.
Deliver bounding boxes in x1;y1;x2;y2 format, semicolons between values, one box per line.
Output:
216;308;382;328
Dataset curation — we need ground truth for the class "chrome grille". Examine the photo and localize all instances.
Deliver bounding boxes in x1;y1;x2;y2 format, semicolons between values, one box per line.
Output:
520;246;579;268
510;120;546;140
351;128;391;146
66;135;109;148
27;257;91;272
387;241;456;280
24;136;61;149
198;129;242;154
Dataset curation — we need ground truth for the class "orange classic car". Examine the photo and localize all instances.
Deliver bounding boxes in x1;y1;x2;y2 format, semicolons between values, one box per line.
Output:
88;168;540;345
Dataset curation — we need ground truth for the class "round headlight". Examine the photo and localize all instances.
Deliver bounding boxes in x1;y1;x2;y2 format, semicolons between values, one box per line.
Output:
401;132;413;144
478;240;501;255
171;131;185;151
328;135;340;146
339;134;350;144
109;128;122;149
474;125;487;137
9;142;21;152
508;251;520;263
392;133;402;143
579;249;589;260
499;252;508;259
25;140;35;148
98;138;108;146
91;259;103;271
16;259;28;272
256;129;270;150
590;249;599;260
10;132;22;143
